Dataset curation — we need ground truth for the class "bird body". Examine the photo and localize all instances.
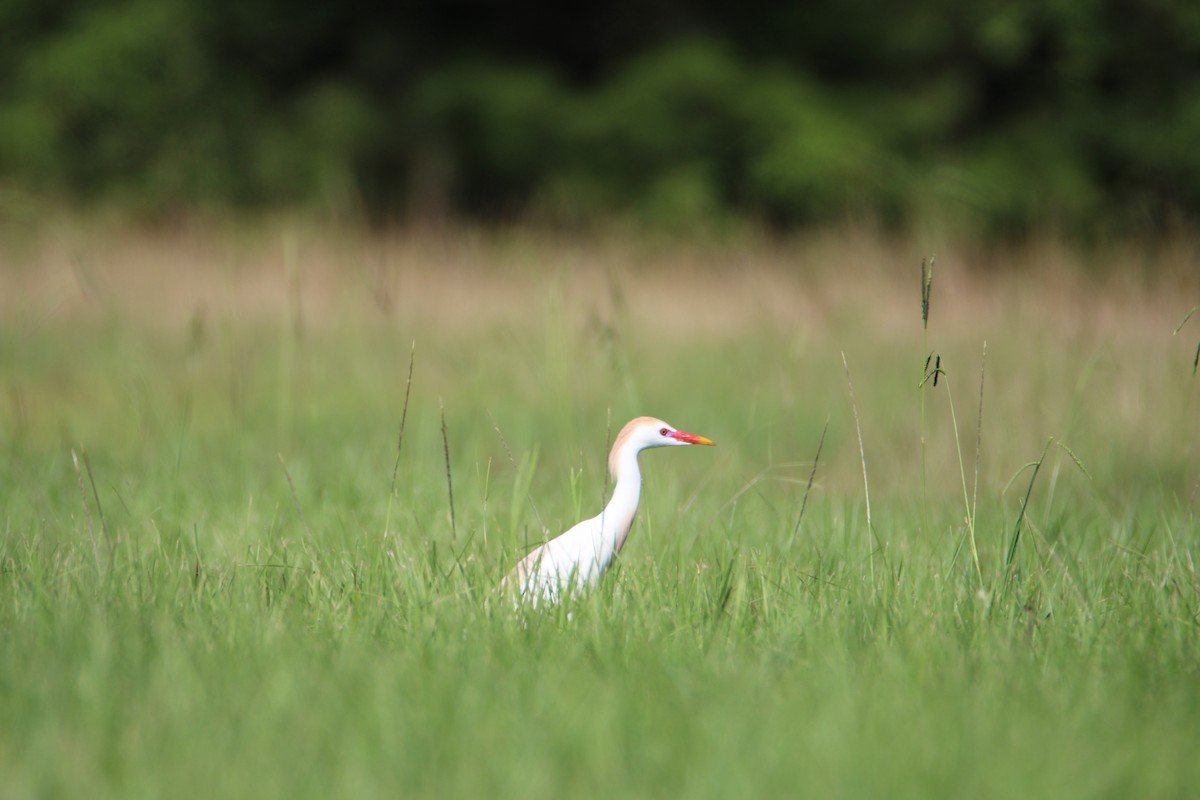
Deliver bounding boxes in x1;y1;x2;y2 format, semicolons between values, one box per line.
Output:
503;416;714;605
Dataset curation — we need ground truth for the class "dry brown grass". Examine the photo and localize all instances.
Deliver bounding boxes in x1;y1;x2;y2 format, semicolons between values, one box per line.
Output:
3;220;1195;349
3;216;1196;514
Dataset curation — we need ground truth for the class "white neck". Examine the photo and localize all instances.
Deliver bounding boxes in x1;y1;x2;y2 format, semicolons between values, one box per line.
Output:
600;444;643;557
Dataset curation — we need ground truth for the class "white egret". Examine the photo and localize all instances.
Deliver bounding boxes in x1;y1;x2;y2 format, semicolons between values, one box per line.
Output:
502;416;715;605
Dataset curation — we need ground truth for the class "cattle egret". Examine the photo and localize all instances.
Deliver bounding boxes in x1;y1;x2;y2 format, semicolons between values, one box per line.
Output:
502;416;715;605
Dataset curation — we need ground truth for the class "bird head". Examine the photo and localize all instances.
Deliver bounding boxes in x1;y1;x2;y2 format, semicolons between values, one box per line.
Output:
609;416;715;475
648;420;715;448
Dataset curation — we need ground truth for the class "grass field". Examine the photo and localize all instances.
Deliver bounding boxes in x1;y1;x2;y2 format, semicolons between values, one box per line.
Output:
2;221;1199;798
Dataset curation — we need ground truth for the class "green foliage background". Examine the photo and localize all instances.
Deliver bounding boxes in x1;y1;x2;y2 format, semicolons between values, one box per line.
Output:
3;0;1200;235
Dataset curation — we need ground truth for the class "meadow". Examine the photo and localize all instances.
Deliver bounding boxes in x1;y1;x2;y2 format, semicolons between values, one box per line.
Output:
2;221;1198;798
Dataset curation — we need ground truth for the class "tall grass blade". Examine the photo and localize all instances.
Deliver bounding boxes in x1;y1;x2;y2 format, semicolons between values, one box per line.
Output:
389;341;416;493
842;351;873;534
1005;437;1054;569
972;341;987;535
942;360;984;586
1172;305;1198;335
71;448;101;571
919;256;935;537
383;341;416;537
789;418;828;550
1174;305;1199;375
80;448;108;541
441;398;457;540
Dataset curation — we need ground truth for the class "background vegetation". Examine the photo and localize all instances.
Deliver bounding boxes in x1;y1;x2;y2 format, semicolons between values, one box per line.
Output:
2;227;1198;796
3;0;1200;237
3;2;1199;794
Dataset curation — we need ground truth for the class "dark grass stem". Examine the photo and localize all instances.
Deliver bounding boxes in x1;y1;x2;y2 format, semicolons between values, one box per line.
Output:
441;399;456;540
1005;437;1055;571
80;449;108;541
919;256;935;537
1173;305;1199;375
921;256;935;328
383;342;416;537
789;418;829;550
389;342;416;493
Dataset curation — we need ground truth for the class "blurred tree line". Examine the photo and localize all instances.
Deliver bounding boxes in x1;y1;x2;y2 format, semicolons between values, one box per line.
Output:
2;0;1199;237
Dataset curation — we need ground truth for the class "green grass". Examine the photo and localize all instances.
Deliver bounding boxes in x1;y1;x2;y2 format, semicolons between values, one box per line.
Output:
2;227;1198;798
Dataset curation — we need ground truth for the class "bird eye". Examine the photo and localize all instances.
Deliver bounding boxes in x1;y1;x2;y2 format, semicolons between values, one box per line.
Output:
659;428;669;436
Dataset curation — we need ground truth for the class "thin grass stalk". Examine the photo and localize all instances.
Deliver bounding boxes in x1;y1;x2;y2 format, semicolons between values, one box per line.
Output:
919;256;934;537
441;398;456;540
841;351;874;540
71;448;101;573
192;523;202;584
78;447;111;574
1179;306;1200;333
1005;437;1054;570
383;341;416;537
943;367;984;587
1173;305;1200;376
80;448;108;541
481;456;492;548
789;418;828;550
972;341;987;542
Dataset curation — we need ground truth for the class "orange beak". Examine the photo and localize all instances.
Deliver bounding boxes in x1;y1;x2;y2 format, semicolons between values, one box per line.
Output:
670;430;716;446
